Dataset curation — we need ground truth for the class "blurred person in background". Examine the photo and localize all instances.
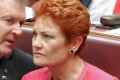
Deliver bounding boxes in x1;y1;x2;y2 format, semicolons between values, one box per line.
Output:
88;0;119;24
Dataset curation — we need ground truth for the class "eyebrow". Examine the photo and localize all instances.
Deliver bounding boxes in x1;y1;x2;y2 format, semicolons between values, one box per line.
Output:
41;31;54;34
33;29;55;35
1;15;13;18
1;13;25;20
1;15;19;21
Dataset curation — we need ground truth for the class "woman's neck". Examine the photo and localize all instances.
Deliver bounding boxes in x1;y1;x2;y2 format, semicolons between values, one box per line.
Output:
49;56;84;80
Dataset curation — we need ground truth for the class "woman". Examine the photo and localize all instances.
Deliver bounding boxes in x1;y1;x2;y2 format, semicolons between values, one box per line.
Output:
22;0;119;80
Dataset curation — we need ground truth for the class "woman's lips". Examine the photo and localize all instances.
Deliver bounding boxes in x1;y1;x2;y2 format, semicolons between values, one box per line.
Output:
33;51;46;57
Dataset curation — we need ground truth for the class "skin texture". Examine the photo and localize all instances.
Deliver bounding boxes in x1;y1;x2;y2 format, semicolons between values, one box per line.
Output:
32;0;90;80
32;15;71;67
32;14;84;80
0;0;25;57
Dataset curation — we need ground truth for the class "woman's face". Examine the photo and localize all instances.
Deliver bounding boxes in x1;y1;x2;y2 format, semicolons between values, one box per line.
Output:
32;15;71;67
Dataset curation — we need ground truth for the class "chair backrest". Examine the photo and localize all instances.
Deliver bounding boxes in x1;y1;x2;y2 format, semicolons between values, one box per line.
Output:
80;36;120;78
16;27;120;79
15;27;33;54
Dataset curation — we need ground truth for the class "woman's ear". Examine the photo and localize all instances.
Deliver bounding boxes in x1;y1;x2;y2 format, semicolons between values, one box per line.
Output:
69;36;83;54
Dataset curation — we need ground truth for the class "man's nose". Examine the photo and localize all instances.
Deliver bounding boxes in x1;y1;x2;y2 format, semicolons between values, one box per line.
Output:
11;23;23;36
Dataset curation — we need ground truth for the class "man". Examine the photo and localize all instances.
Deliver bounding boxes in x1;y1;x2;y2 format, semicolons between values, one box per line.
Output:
0;0;36;80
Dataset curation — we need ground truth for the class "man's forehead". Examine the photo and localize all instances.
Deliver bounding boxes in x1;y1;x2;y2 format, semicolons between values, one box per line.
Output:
0;1;25;19
0;0;24;7
0;1;15;8
0;0;25;11
0;0;14;4
0;2;23;13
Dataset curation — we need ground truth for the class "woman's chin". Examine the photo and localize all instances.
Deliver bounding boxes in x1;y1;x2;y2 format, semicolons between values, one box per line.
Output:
33;58;47;67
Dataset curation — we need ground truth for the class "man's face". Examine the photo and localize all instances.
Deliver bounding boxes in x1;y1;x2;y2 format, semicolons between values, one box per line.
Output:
0;0;25;57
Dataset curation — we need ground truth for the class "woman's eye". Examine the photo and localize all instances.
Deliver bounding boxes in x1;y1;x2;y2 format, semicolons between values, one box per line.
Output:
32;31;37;40
43;34;54;39
20;21;24;26
33;31;37;36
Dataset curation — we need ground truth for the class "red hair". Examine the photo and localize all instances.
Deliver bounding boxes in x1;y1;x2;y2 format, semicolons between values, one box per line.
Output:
34;0;90;54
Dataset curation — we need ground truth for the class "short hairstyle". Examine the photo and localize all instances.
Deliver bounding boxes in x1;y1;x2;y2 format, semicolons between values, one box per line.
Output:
35;0;90;55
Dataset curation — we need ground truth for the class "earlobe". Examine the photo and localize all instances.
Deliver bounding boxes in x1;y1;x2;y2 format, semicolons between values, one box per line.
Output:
69;49;74;54
69;36;83;54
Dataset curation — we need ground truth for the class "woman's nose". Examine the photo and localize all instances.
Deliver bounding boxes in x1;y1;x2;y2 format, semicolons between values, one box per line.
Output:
32;37;43;50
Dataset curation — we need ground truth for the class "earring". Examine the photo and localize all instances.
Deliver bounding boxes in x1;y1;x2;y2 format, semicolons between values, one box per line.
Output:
69;49;74;54
71;49;74;53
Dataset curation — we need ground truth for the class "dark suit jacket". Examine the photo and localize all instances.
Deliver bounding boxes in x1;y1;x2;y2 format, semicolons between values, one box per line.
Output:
80;0;91;8
0;47;36;80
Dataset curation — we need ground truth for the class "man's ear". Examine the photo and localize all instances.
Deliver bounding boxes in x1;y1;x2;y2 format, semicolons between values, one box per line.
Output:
70;36;83;53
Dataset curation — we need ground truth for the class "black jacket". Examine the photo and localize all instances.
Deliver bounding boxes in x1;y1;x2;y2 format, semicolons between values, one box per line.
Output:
80;0;91;8
0;47;36;80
